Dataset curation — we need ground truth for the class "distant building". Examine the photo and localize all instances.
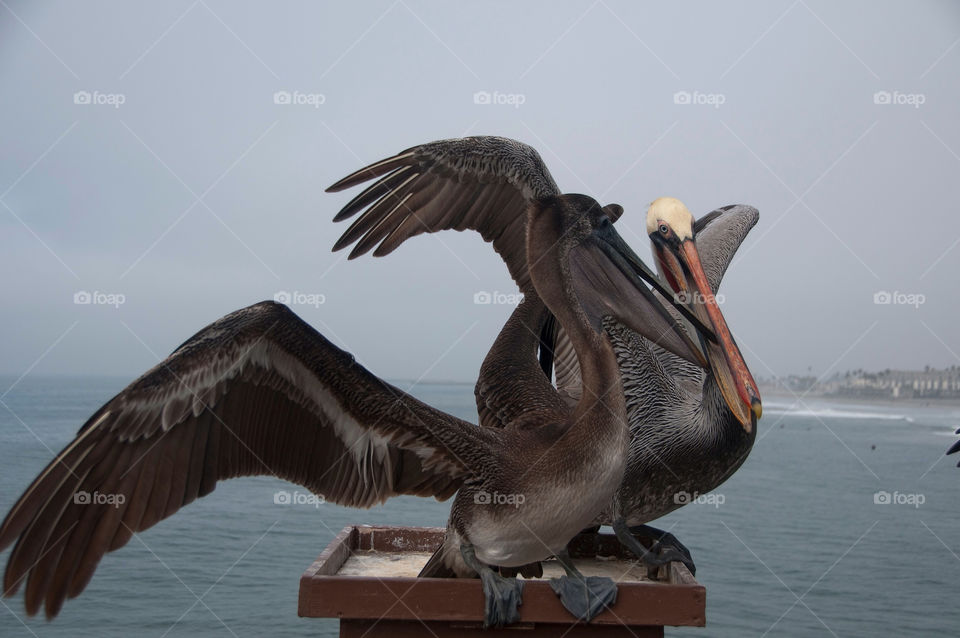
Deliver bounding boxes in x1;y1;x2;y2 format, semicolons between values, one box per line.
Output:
760;367;960;400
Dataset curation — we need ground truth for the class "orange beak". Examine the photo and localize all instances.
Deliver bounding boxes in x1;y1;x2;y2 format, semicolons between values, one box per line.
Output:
655;238;762;431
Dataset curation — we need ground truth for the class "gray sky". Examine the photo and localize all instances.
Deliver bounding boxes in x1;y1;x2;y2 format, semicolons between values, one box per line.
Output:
1;1;958;384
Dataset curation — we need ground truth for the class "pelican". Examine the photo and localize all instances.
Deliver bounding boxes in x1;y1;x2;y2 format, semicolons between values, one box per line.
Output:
571;198;762;567
326;137;762;575
0;188;710;626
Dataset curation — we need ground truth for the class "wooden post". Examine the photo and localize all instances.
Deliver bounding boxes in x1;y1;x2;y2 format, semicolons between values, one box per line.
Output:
299;526;705;637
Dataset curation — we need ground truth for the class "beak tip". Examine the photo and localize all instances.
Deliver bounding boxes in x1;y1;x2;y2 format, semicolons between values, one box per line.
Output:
739;397;761;434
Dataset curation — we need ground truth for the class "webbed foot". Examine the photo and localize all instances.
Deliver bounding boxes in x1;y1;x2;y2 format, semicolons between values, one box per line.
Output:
460;542;524;628
549;574;618;622
478;569;525;627
549;550;618;622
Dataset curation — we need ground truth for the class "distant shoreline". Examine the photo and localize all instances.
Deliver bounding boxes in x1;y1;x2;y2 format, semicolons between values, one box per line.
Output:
4;375;959;408
760;388;960;409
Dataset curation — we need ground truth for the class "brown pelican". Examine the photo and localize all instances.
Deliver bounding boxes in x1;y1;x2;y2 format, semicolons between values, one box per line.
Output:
0;189;709;626
326;137;762;576
571;198;762;568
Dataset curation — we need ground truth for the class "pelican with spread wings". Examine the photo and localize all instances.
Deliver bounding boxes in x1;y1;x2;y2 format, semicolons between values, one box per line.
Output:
1;139;720;627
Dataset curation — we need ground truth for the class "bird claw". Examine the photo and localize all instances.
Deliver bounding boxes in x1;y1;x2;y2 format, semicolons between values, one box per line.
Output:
615;521;697;576
646;530;692;563
643;533;696;575
640;545;697;576
549;575;618;622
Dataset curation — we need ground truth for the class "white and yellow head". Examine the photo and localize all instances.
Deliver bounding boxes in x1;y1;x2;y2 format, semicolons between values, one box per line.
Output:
645;197;694;241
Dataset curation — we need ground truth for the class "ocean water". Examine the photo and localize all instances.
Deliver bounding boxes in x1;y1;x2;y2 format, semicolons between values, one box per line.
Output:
1;377;958;637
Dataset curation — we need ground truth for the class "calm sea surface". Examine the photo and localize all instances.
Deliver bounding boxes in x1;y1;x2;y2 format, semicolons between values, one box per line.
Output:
1;377;957;637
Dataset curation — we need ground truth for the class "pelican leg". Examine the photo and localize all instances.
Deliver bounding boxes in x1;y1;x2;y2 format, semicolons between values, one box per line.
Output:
548;550;618;622
460;542;524;628
613;519;696;576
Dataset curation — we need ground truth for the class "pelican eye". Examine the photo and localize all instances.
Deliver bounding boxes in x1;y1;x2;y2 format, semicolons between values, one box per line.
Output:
658;223;669;235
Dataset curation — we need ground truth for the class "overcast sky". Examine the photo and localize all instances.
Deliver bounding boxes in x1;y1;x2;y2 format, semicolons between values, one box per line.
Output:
1;1;958;385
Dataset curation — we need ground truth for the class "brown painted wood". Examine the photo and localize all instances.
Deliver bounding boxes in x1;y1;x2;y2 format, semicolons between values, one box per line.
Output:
340;619;665;637
299;525;705;631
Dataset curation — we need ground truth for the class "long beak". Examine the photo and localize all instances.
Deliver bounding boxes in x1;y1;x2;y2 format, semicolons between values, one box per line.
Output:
569;228;709;368
606;232;718;345
666;238;762;431
569;234;710;368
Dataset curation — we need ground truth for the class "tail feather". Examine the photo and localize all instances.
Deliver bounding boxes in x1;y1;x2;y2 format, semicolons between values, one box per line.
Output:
418;544;457;578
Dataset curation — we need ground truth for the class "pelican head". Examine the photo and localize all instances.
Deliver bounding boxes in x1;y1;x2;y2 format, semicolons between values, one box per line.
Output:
646;197;694;241
646;197;762;432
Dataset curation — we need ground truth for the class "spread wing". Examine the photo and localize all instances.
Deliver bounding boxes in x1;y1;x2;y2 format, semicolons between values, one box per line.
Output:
0;301;493;618
555;204;760;400
326;136;561;293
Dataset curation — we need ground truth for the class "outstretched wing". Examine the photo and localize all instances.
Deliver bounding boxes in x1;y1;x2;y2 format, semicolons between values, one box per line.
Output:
0;301;491;618
554;204;760;401
326;136;561;293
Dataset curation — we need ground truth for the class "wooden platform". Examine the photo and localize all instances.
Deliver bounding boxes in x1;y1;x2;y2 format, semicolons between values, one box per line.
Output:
299;525;705;636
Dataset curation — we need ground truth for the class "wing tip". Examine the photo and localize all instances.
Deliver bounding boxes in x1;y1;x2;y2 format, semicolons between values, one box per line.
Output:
946;438;960;456
325;179;351;193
